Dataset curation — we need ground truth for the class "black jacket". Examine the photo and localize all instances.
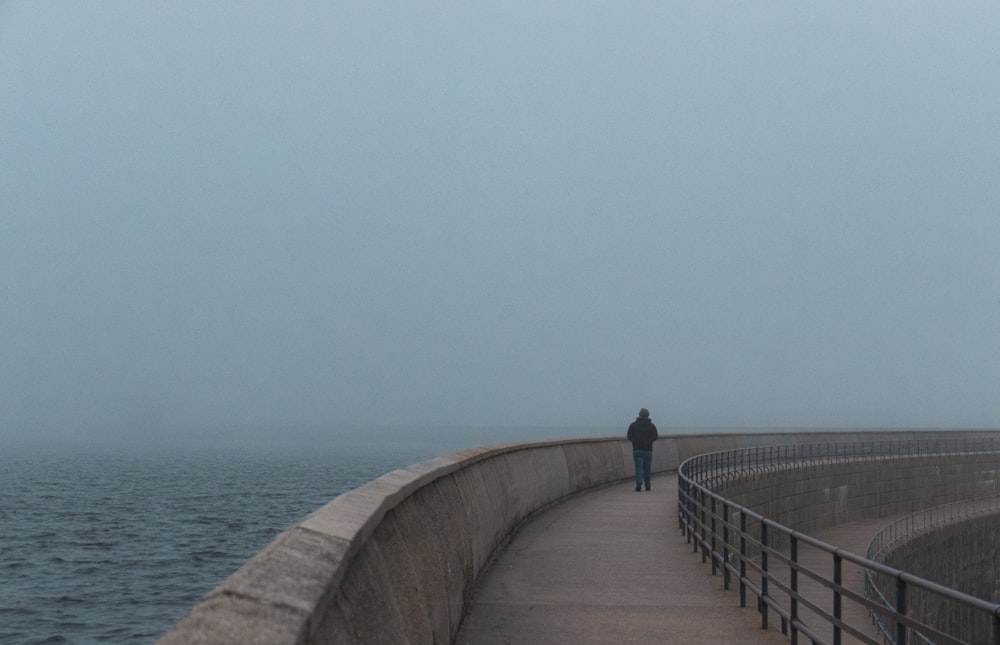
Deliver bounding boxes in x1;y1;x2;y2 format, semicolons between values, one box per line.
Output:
627;417;658;451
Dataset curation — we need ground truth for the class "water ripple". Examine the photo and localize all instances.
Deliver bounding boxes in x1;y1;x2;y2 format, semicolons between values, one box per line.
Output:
1;424;513;645
0;440;446;644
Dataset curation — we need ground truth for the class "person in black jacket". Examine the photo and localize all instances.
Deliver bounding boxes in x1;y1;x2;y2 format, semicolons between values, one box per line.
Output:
627;408;658;491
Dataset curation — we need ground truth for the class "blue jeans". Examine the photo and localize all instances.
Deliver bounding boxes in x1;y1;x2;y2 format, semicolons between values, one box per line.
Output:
633;450;653;489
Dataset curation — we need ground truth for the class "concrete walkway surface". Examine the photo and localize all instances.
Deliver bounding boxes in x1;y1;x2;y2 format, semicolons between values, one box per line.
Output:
455;474;790;644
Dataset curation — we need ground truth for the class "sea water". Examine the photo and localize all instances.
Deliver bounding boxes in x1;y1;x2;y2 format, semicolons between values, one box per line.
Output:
0;426;611;644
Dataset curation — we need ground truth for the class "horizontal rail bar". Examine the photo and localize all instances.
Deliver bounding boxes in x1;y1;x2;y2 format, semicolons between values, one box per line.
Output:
677;437;1000;644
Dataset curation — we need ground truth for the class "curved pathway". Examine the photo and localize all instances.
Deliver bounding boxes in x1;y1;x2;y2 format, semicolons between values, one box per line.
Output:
455;474;789;644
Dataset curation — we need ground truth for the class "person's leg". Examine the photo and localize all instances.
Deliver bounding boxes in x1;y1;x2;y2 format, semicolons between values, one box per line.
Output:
642;451;653;490
632;450;643;490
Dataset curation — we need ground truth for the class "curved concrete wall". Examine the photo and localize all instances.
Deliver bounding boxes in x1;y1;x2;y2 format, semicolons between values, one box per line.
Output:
159;438;663;645
716;451;1000;536
874;511;1000;643
158;429;1000;644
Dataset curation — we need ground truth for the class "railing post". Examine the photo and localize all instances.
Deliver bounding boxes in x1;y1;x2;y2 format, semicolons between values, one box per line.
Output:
896;577;907;645
679;478;686;532
700;490;708;563
694;489;702;553
992;610;1000;645
710;496;718;575
790;535;798;644
739;510;747;607
692;508;699;551
683;479;692;541
723;502;731;590
833;553;842;645
760;522;769;630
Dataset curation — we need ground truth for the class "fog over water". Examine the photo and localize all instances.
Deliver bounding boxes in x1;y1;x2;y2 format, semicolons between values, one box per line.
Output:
3;2;999;444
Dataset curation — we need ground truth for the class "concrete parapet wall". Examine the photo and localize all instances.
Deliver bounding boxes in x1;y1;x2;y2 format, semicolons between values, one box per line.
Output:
158;429;999;644
159;437;664;645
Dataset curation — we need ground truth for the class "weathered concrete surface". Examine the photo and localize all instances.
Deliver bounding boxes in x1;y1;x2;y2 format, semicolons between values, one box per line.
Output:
875;508;1000;643
455;475;788;645
158;430;1000;644
159;438;660;645
720;452;1000;538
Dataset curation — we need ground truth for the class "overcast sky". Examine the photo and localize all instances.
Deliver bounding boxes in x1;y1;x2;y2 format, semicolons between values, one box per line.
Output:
2;1;999;437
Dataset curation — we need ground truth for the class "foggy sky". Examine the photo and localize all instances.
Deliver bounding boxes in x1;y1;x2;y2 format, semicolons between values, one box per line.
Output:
2;1;999;436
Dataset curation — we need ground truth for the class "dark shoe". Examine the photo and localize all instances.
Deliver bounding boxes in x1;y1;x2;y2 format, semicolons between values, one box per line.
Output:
635;485;641;492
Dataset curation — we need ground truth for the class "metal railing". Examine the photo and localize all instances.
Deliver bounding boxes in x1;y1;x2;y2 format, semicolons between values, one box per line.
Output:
677;438;1000;645
866;498;1000;644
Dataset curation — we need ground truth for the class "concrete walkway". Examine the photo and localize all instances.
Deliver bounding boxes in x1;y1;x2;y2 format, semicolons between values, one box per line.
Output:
455;474;790;644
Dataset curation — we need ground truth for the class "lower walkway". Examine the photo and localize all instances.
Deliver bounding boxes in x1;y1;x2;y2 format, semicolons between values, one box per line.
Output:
455;474;789;644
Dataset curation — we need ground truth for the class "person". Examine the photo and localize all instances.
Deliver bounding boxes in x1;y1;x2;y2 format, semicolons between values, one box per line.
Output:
627;408;658;491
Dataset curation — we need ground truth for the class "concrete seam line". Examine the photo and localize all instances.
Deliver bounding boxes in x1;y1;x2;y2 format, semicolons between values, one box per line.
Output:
215;589;312;619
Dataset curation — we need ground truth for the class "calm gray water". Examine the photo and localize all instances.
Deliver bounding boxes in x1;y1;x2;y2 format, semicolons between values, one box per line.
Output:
0;426;612;644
